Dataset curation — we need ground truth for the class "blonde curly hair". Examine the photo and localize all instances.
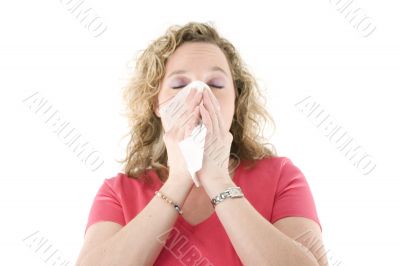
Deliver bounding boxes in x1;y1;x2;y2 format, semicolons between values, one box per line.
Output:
119;21;277;183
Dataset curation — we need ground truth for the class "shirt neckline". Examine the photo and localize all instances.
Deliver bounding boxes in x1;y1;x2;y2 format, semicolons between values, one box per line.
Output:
175;160;244;230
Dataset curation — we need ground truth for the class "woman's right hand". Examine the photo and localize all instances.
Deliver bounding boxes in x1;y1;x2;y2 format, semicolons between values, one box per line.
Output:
161;88;203;183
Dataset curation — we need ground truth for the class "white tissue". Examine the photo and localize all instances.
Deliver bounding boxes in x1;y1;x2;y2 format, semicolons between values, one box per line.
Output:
159;80;209;187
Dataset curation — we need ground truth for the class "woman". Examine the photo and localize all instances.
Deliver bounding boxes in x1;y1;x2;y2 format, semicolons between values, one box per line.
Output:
77;22;327;266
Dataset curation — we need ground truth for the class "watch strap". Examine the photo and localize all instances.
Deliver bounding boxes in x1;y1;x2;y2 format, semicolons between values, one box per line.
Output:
211;186;244;207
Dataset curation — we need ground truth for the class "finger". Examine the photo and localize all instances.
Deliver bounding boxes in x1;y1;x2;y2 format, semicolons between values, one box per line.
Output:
171;91;198;126
184;106;201;138
205;88;227;133
184;89;202;117
166;115;185;142
176;122;185;141
206;87;221;111
202;88;219;135
162;88;194;116
176;89;201;126
209;90;226;132
178;105;199;131
199;102;213;135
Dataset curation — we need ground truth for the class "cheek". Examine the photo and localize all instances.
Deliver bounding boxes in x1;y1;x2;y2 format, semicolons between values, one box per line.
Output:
216;90;235;111
158;90;177;110
216;94;235;127
158;81;177;104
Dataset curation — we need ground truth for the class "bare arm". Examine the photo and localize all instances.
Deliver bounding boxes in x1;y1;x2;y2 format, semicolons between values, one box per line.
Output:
76;175;193;266
77;82;205;265
203;178;325;266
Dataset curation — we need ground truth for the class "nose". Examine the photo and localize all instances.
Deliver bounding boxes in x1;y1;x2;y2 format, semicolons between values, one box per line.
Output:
189;80;210;92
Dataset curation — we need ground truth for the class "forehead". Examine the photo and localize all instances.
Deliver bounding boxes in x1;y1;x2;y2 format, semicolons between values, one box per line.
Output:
165;42;230;72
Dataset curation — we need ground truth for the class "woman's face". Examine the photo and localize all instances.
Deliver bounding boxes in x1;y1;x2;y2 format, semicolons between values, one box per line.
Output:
154;42;236;132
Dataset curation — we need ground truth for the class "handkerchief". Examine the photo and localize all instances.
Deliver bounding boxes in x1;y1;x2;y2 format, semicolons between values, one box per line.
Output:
159;80;209;187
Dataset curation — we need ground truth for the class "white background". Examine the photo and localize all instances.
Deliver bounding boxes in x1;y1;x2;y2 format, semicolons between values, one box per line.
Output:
1;0;399;265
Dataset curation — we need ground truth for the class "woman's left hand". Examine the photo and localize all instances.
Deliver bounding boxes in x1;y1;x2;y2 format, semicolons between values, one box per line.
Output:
197;87;233;189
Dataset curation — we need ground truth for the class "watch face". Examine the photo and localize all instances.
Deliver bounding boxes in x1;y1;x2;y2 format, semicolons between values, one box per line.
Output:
229;188;242;197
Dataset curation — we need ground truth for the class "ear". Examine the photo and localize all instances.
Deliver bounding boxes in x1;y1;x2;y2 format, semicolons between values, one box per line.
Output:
153;98;161;118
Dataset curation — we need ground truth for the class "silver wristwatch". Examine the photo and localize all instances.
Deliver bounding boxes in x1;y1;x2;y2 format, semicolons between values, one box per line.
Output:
211;187;244;207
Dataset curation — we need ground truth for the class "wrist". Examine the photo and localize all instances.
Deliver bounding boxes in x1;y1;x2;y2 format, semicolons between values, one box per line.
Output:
167;170;192;184
165;172;194;190
161;174;193;206
202;176;236;199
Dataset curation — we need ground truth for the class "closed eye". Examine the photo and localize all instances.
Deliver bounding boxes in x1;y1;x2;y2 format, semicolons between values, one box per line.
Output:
210;85;224;89
171;85;186;89
171;84;224;89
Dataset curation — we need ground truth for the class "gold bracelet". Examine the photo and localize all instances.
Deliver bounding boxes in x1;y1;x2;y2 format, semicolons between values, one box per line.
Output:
154;190;183;215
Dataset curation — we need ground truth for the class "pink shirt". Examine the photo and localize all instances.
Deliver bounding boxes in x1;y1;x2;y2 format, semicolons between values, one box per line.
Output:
84;156;321;265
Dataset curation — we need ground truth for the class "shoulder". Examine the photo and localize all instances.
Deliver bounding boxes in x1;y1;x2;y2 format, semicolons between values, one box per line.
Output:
101;170;160;195
259;156;307;184
239;155;306;190
241;155;294;176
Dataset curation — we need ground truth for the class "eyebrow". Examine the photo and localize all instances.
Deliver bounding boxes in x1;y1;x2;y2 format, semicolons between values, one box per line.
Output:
166;66;228;78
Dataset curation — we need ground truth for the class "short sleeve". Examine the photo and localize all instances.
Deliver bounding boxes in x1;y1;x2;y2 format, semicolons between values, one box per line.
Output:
270;158;322;231
84;178;125;236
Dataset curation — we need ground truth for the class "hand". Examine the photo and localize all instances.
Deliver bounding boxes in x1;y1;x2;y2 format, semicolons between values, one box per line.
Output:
197;87;234;189
162;89;203;183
